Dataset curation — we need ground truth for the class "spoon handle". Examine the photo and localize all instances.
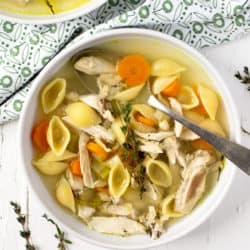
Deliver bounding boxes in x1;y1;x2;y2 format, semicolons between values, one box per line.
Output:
148;95;250;175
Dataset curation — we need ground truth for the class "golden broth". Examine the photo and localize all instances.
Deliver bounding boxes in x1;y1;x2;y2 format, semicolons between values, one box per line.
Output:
0;0;90;16
33;39;229;224
96;38;229;134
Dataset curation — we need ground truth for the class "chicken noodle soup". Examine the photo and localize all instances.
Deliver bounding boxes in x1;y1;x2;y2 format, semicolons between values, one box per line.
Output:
31;50;225;239
0;0;91;15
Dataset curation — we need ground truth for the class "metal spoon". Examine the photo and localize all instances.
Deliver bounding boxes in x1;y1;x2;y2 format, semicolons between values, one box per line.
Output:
73;51;250;175
145;90;250;175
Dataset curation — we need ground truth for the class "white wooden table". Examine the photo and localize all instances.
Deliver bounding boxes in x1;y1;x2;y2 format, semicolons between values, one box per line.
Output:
1;35;250;250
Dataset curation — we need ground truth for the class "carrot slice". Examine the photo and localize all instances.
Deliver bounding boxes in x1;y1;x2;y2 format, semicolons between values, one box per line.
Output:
86;141;109;160
70;157;82;176
161;79;181;97
191;138;213;151
193;85;208;115
134;112;156;128
117;54;151;86
96;186;109;193
31;120;50;152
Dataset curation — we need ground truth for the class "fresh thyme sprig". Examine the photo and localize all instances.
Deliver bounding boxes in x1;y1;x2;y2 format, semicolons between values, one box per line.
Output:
235;66;250;90
43;214;72;250
135;166;147;199
119;103;146;197
10;201;36;250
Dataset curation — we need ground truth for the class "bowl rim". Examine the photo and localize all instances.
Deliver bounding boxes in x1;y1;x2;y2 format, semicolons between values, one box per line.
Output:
0;0;106;24
18;28;240;249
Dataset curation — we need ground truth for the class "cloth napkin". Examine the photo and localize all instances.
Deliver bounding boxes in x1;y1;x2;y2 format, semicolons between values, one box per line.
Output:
0;0;249;124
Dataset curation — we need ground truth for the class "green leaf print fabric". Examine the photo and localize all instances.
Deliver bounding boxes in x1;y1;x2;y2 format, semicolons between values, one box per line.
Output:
0;0;249;124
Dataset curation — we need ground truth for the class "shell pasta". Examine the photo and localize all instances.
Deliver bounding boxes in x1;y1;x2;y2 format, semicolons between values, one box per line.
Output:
31;51;226;239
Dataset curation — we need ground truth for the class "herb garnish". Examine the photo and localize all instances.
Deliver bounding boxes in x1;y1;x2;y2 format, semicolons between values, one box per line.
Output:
235;66;250;90
241;125;250;135
119;103;146;198
120;103;143;166
10;201;36;250
45;0;55;14
135;166;147;199
121;103;132;125
43;214;72;250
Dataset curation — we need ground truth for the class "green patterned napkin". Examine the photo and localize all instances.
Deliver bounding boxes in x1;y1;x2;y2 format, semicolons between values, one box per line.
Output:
0;0;249;124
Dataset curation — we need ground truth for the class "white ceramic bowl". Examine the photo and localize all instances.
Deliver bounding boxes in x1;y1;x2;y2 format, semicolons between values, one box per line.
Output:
0;0;106;24
18;28;240;249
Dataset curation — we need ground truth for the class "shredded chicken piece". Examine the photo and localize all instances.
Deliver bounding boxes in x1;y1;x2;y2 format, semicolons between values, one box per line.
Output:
99;203;136;218
180;128;200;141
88;216;145;236
175;150;212;214
175;164;207;214
78;205;95;222
74;56;115;75
138;138;163;155
168;97;199;141
134;130;174;141
144;181;163;201
139;206;163;239
97;73;123;99
79;132;94;188
66;169;83;192
169;98;183;137
98;73;122;86
185;150;215;175
162;136;186;167
62;117;114;143
82;125;114;143
159;120;170;131
79;94;114;122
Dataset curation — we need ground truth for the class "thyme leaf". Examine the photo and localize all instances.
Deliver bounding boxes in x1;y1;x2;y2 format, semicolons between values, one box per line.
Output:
10;201;36;250
43;214;72;250
135;166;147;199
45;0;55;14
118;102;146;196
241;125;250;135
235;66;250;90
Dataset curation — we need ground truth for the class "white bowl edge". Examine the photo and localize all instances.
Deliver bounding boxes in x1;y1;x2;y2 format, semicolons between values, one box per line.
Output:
18;28;241;250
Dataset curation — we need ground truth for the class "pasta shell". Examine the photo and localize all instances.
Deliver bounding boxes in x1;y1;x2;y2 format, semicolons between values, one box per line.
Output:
65;102;101;127
198;86;219;120
144;158;172;188
162;194;183;218
56;177;75;212
39;150;78;162
47;116;71;156
199;119;226;137
152;76;178;94
177;86;199;110
112;84;145;102
184;110;205;124
32;160;68;176
151;58;185;77
111;117;126;145
130;104;157;133
41;78;66;114
108;156;130;198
